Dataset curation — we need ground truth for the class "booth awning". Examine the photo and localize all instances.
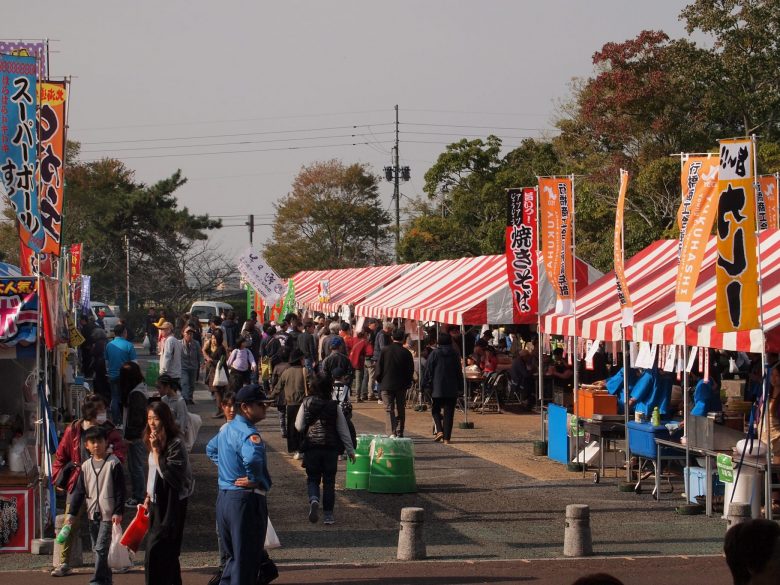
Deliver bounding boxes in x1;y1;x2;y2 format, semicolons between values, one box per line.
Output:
541;239;691;340
304;263;416;313
631;230;780;352
355;254;601;326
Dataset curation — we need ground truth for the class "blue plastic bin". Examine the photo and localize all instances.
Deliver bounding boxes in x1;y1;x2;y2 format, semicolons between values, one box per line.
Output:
627;420;676;458
548;404;570;464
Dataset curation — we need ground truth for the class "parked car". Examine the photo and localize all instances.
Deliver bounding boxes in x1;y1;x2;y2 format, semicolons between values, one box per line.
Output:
90;302;120;337
189;301;233;329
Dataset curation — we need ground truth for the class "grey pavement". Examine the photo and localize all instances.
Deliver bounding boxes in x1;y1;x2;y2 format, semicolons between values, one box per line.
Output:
0;363;740;580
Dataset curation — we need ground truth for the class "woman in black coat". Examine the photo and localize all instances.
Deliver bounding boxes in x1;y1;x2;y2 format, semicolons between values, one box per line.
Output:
143;401;194;585
421;333;463;444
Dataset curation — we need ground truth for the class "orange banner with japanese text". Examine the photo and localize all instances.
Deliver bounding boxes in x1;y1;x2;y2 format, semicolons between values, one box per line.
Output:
758;174;779;231
538;177;574;314
37;81;67;255
716;139;759;332
613;170;632;326
675;155;719;322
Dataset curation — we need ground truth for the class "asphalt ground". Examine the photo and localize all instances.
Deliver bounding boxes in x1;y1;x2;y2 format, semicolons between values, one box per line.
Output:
0;356;742;582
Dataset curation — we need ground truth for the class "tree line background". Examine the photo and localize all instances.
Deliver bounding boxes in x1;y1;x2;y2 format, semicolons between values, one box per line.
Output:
3;1;780;310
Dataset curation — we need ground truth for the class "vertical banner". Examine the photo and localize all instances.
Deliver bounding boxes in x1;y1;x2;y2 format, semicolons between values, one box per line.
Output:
236;247;285;304
538;177;574;314
80;275;91;315
505;187;538;322
716;138;759;332
613;170;633;326
675;155;720;322
69;243;82;280
37;81;67;255
317;279;330;303
758;174;779;231
0;41;47;78
0;54;43;251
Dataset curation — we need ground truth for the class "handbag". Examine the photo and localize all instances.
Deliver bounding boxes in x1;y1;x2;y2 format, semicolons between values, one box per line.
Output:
214;359;229;387
108;522;133;571
53;461;76;491
264;516;281;549
120;504;149;553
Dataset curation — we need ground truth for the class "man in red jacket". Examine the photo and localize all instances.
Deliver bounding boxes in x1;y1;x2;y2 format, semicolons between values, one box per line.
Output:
349;331;368;402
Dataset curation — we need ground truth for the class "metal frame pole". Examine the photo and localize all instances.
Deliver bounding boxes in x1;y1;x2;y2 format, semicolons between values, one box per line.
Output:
461;323;468;426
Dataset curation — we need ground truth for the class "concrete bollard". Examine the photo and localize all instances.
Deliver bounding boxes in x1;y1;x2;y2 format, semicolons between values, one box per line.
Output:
726;502;752;530
52;514;82;568
397;507;426;560
563;504;593;557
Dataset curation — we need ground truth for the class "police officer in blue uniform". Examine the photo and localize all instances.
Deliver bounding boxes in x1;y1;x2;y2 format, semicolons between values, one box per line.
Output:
207;384;277;585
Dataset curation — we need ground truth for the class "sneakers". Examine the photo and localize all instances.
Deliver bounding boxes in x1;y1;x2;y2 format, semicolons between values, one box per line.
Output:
308;499;320;523
433;432;444;442
51;564;73;577
125;498;140;509
323;512;335;525
207;569;223;585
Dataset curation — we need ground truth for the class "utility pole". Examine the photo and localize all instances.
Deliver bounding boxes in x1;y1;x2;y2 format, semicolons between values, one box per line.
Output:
246;214;254;246
384;105;410;263
125;235;130;314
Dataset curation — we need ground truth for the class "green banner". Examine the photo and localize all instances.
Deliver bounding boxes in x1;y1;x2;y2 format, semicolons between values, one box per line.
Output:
717;453;734;483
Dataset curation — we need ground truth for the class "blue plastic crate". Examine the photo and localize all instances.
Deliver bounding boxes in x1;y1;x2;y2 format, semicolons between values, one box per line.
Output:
627;421;676;459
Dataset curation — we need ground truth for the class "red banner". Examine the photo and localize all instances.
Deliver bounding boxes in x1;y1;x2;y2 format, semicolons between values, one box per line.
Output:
18;226;53;277
505;188;538;322
70;244;82;281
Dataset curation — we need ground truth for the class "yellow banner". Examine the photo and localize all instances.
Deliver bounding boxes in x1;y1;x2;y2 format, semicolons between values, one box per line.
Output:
758;174;778;231
539;177;574;314
613;170;632;326
716;139;759;332
675;156;719;322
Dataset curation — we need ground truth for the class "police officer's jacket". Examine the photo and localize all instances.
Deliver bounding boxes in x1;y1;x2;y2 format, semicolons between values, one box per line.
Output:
206;414;272;491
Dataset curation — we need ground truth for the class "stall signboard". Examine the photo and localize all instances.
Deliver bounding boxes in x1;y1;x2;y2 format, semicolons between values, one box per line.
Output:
0;278;38;347
0;488;36;553
613;170;633;326
0;54;44;252
539;177;574;314
717;453;734;483
37;81;67;256
317;279;330;304
505;187;538;322
716;138;759;332
675;155;719;323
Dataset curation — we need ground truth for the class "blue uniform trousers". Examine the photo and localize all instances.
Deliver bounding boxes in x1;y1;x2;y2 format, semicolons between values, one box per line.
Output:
217;489;267;585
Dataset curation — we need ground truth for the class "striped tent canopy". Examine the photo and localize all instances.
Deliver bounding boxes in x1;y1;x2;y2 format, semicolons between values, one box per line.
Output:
0;263;22;277
541;239;692;340
304;263;417;314
631;230;780;353
354;254;601;326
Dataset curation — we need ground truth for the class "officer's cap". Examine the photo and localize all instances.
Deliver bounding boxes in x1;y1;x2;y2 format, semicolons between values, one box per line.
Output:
235;384;273;405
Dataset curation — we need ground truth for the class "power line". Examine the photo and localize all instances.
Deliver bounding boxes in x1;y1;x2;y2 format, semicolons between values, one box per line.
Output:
77;123;395;145
403;122;553;131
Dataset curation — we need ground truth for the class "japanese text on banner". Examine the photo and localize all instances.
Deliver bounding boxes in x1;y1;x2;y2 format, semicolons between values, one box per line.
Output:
505;188;538;322
237;248;285;304
36;81;67;255
716;138;758;332
538;177;574;314
613;170;633;326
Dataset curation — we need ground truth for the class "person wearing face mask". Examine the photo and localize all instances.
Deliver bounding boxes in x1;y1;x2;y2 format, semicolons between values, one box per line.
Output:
50;394;126;577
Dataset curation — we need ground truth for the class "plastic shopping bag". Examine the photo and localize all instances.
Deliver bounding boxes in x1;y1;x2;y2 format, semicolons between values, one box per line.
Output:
108;523;133;571
142;334;150;351
184;412;202;451
264;516;281;549
120;504;149;553
214;365;228;387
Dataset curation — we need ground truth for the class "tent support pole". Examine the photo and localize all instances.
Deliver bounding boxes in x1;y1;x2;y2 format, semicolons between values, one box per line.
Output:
461;323;468;426
622;336;630;482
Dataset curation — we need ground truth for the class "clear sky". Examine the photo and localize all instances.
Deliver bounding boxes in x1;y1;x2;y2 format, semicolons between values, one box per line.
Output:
3;0;695;263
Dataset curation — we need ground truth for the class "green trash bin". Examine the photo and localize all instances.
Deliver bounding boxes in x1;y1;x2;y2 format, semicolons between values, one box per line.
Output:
145;360;159;388
368;436;416;493
345;434;374;490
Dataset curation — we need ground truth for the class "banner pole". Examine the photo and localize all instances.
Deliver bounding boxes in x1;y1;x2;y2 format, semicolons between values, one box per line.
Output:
622;336;631;481
535;185;545;441
461;323;469;427
570;174;581;474
750;134;772;519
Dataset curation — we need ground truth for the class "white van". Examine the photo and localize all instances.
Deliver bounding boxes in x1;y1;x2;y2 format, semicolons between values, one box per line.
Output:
90;302;121;337
189;301;234;328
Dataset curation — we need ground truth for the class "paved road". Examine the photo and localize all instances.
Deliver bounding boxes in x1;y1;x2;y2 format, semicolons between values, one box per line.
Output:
0;360;740;579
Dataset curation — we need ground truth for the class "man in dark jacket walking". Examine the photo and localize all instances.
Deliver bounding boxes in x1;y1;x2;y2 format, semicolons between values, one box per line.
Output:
298;320;318;373
375;328;414;437
422;333;463;444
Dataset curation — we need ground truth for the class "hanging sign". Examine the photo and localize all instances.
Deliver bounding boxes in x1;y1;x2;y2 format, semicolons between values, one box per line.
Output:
675;155;719;322
613;169;633;326
758;174;779;231
317;279;330;303
236;247;285;304
0;54;43;251
539;177;574;314
716;138;759;332
717;453;734;483
0;278;38;346
505;187;538;322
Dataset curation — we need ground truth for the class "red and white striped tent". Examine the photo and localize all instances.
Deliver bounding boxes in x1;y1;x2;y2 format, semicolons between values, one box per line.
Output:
302;263;416;314
354;254;601;326
541;238;714;341
290;270;324;305
632;230;780;352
